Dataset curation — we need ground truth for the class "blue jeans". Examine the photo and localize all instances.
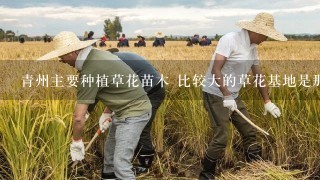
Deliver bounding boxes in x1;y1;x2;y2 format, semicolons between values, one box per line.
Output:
103;112;151;179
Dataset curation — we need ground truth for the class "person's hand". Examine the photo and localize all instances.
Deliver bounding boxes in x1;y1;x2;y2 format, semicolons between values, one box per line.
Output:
99;112;112;133
263;101;281;118
223;95;237;111
70;139;85;161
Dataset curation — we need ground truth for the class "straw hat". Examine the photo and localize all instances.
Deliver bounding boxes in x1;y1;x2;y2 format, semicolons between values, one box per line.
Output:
236;12;287;41
155;32;165;38
37;31;98;61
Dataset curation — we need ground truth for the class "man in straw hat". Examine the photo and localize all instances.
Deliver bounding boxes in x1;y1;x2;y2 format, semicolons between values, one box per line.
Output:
38;31;152;179
200;12;287;179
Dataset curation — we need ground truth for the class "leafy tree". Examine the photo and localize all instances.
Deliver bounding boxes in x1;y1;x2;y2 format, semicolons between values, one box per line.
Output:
103;17;123;40
214;34;221;41
104;19;113;38
113;16;122;38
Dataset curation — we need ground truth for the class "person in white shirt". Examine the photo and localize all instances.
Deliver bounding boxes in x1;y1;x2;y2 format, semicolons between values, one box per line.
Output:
200;12;287;180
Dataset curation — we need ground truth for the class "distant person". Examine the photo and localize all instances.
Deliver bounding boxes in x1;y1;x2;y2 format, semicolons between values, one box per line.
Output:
84;31;94;40
19;36;25;44
134;35;146;47
43;34;52;43
199;12;287;179
186;38;193;46
99;36;107;47
153;32;165;47
84;31;97;47
199;35;211;46
44;34;48;43
117;34;130;47
191;34;200;45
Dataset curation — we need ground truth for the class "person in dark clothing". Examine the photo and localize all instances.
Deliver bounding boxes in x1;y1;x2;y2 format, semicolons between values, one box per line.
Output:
87;52;165;177
19;36;25;43
191;34;200;45
85;31;94;40
199;35;212;46
117;34;130;47
134;35;146;47
153;32;165;47
84;31;97;47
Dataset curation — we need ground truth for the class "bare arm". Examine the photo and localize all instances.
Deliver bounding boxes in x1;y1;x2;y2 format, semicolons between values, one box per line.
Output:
251;65;270;103
211;53;232;96
73;103;89;140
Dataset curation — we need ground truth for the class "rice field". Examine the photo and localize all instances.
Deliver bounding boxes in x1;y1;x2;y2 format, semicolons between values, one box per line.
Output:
0;40;320;179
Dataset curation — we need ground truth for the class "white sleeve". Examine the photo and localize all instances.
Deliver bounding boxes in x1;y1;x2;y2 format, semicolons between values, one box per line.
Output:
215;35;234;58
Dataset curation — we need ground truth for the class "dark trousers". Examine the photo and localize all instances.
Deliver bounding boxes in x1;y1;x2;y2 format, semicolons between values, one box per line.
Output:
136;85;166;155
202;92;261;160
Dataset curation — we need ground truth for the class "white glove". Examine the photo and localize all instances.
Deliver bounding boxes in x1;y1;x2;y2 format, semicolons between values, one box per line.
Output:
70;139;85;161
85;112;90;120
223;95;237;111
99;112;113;133
263;101;281;118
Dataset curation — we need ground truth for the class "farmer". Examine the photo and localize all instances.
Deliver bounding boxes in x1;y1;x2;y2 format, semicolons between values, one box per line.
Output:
199;35;211;46
88;51;165;175
191;34;200;45
153;32;165;47
200;12;287;179
84;31;97;47
117;34;130;47
134;35;146;47
37;31;152;180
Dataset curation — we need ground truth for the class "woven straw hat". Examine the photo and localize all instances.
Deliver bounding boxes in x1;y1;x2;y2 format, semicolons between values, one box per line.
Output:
155;32;165;38
37;31;98;61
236;12;287;41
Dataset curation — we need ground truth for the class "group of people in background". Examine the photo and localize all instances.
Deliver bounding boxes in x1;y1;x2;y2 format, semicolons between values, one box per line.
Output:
37;30;212;48
83;30;109;47
187;34;212;47
118;32;166;47
82;31;166;48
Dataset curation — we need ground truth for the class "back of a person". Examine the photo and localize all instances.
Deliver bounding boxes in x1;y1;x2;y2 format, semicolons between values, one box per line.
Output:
199;39;208;46
159;38;165;46
191;37;199;44
79;49;150;118
153;38;165;47
113;52;161;92
206;38;212;45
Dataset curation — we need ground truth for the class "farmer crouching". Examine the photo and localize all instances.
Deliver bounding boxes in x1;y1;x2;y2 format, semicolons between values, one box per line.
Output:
37;31;152;180
200;12;287;180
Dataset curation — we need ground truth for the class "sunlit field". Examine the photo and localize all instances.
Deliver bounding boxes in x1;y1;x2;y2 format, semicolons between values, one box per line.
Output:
0;40;320;179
